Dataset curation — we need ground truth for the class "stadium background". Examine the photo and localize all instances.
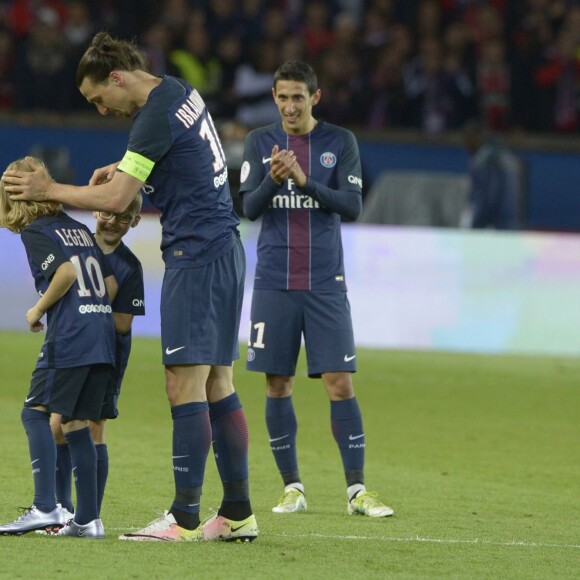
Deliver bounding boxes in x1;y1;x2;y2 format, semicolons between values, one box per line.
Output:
2;0;580;354
0;3;578;576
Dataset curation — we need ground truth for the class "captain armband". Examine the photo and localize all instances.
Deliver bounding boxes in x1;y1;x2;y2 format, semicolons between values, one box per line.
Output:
118;151;155;182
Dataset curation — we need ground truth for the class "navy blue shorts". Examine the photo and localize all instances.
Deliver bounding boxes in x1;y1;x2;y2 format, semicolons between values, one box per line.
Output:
26;364;112;423
99;361;127;420
246;289;356;378
161;237;245;366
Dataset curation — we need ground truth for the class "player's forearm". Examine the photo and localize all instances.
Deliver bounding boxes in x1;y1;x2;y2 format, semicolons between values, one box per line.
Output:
300;180;362;221
46;181;128;213
241;175;280;220
105;274;118;303
114;312;134;335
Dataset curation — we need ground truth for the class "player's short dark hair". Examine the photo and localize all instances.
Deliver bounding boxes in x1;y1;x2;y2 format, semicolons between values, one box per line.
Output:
273;61;318;95
76;31;147;87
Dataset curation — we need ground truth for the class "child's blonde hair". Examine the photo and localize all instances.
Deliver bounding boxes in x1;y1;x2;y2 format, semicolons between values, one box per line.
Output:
0;158;63;233
127;192;143;216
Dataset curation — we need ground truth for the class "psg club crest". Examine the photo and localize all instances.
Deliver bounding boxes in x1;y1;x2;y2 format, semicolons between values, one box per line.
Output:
320;152;337;168
247;348;256;362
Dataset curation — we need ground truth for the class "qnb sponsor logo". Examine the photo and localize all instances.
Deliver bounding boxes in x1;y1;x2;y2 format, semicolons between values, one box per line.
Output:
348;175;363;188
78;304;113;314
41;253;55;270
132;298;144;307
214;167;228;188
271;193;320;210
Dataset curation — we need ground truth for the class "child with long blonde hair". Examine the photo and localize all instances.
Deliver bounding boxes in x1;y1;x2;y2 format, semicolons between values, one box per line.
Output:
0;158;116;538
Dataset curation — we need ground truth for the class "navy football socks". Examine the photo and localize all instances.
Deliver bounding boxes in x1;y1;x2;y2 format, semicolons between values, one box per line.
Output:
331;398;366;486
169;402;211;529
95;443;109;515
210;393;252;520
265;395;299;484
21;408;57;514
55;443;74;513
64;426;98;525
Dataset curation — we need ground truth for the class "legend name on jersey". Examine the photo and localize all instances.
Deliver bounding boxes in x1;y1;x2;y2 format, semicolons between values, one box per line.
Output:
54;228;95;247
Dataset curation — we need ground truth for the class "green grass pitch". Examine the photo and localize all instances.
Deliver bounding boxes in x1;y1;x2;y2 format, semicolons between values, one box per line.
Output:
0;331;578;578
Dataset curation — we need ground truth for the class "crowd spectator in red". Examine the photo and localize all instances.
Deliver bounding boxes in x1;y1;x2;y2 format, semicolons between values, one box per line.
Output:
0;27;15;110
477;37;512;130
299;0;335;58
3;0;580;137
534;27;580;132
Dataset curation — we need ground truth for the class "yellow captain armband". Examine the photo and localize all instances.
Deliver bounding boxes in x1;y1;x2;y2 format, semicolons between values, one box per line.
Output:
118;151;155;182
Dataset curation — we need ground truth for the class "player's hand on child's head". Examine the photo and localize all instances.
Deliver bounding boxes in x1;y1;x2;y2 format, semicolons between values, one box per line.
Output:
89;162;119;186
3;156;52;201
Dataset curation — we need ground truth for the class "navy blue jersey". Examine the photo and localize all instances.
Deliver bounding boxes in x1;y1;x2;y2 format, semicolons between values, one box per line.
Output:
239;121;362;291
123;75;240;267
21;212;115;368
106;240;145;390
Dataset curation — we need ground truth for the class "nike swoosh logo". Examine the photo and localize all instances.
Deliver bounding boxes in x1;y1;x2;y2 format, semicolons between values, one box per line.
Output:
78;525;92;537
230;522;249;533
262;156;271;164
344;354;356;362
269;435;289;443
172;455;189;459
31;459;40;464
25;396;35;402
165;346;186;355
349;434;365;440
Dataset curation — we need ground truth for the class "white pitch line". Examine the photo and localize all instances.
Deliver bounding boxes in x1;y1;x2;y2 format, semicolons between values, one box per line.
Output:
109;528;579;549
272;532;580;550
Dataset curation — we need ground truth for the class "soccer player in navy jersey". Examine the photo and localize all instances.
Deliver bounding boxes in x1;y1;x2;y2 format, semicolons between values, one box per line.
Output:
0;158;116;538
3;32;256;542
239;61;394;517
50;194;145;521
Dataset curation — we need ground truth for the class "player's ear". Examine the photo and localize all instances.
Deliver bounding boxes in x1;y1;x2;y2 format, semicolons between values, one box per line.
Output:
311;89;321;106
131;214;141;228
110;71;123;87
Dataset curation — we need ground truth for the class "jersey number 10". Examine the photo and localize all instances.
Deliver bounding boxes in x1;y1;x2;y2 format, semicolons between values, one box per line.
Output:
199;114;226;173
69;254;107;298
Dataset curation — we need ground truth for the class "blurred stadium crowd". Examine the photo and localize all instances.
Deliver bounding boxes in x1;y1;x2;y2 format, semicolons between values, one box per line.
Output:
1;0;580;136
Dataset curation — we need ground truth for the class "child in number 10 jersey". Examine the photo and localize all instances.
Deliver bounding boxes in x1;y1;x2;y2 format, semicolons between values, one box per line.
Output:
0;157;116;538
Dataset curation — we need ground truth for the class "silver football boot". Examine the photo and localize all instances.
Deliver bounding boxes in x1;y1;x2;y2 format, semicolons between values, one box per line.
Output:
0;505;64;535
54;518;105;539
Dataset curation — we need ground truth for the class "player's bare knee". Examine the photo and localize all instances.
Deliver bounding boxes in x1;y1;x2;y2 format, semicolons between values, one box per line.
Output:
206;365;234;402
61;419;90;433
323;372;354;400
89;419;106;444
266;374;293;398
